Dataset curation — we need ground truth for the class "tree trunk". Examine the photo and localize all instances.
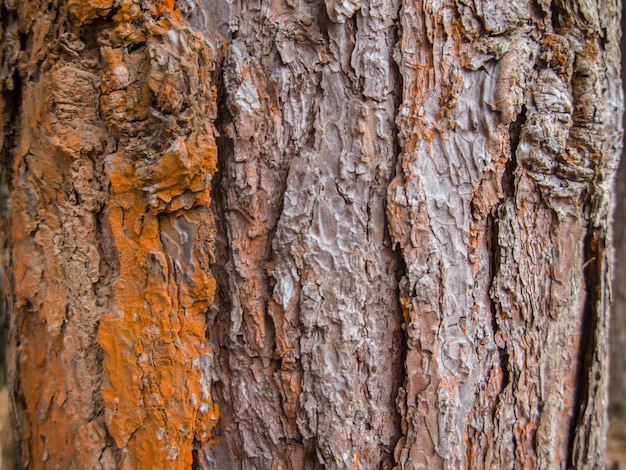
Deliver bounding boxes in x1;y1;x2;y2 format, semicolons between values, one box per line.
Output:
0;0;621;469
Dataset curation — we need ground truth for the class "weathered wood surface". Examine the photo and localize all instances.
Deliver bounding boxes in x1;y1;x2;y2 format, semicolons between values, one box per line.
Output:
0;0;621;469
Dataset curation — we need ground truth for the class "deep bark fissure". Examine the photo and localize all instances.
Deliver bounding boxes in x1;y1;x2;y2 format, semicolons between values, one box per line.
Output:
505;104;525;197
549;0;568;33
0;53;19;422
567;227;601;466
78;35;122;442
206;80;234;395
0;65;21;175
1;11;23;467
387;21;409;453
487;212;511;396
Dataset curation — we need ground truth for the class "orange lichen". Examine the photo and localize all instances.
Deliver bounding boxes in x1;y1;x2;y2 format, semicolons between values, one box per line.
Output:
94;4;222;467
157;0;182;21
2;31;119;464
541;33;572;79
67;0;115;25
100;147;219;467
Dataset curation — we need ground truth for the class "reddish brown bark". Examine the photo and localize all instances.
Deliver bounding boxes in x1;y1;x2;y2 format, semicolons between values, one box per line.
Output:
0;0;621;468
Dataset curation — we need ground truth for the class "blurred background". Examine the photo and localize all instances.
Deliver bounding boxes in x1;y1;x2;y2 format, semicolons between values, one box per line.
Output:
606;7;626;466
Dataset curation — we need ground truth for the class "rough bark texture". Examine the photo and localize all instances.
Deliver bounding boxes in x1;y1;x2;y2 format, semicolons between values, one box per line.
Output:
0;0;621;469
0;2;223;468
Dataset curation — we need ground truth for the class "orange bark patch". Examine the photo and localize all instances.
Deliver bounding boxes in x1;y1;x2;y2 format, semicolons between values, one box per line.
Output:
95;9;223;468
67;0;115;25
100;151;219;468
158;0;182;21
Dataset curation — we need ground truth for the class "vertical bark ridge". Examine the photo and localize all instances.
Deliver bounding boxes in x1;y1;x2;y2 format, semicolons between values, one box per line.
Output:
202;1;406;467
387;0;620;467
94;5;224;467
388;0;518;465
0;0;621;469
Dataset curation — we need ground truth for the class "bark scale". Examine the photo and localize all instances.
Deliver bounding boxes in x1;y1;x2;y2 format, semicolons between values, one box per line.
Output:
0;0;621;469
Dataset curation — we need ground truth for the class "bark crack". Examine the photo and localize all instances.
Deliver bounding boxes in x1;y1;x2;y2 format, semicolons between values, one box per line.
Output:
504;104;526;199
566;227;601;467
387;14;409;464
488;211;511;396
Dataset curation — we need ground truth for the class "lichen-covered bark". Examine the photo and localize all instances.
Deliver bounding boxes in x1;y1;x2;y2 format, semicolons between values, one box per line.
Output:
0;1;222;468
0;0;621;469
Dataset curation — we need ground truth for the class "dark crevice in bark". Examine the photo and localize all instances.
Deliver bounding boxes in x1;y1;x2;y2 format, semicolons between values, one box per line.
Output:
487;211;510;395
505;104;525;199
91;158;118;433
1;66;21;175
86;8;118;435
387;13;409;459
391;241;409;380
567;228;601;468
191;445;201;470
77;13;114;51
204;58;239;460
93;210;118;290
93;175;119;302
0;9;22;462
549;0;568;33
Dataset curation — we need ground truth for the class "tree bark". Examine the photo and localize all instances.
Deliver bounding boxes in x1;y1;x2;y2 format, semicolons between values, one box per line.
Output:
0;0;621;469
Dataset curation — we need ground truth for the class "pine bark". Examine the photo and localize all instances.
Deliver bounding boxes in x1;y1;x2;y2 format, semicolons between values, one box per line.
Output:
0;0;621;469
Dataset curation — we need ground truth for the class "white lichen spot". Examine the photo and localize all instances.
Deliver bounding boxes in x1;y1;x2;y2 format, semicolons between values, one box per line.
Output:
166;445;179;460
192;354;213;401
143;325;161;336
235;77;261;114
394;184;408;206
275;274;295;306
112;65;130;88
166;29;181;49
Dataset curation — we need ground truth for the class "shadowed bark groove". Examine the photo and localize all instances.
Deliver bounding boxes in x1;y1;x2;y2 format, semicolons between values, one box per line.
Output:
0;0;621;469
